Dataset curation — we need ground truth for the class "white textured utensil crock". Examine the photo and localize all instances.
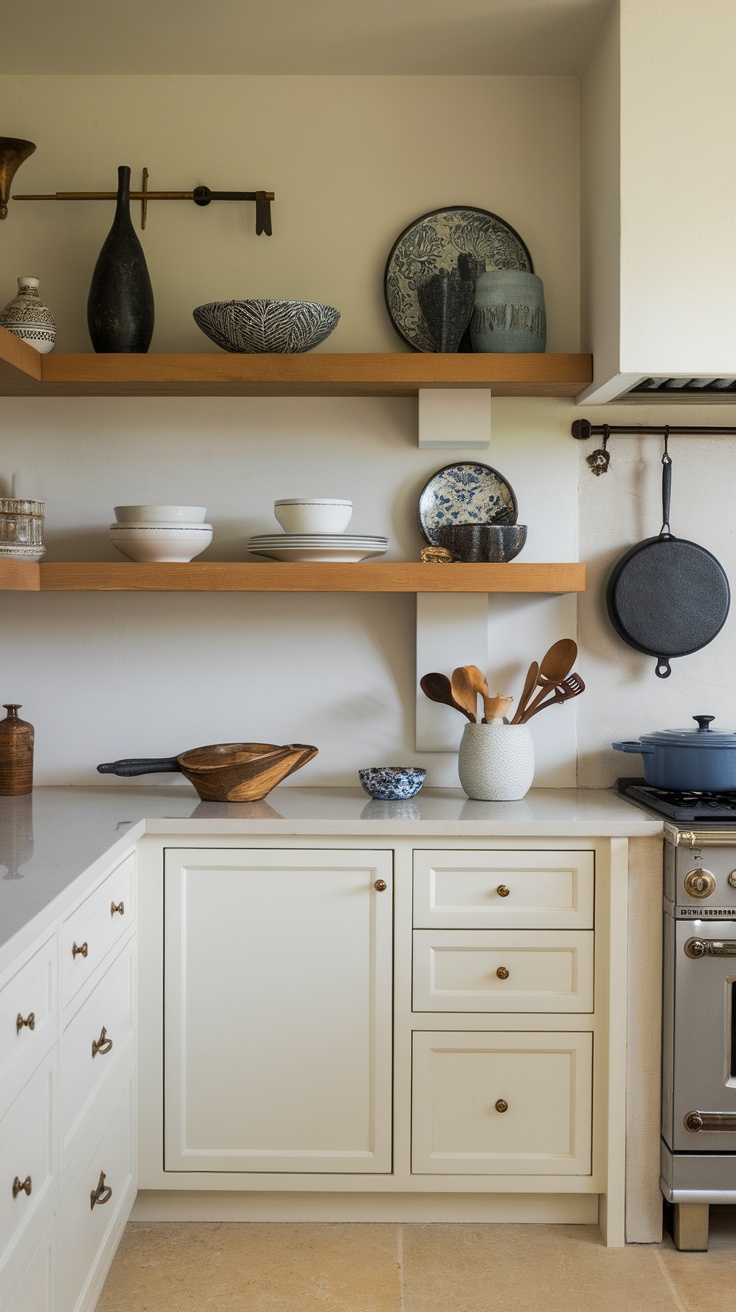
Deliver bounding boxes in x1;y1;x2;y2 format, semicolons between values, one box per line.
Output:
458;721;535;801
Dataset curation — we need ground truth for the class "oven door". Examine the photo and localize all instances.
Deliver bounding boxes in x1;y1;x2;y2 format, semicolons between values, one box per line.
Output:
670;919;736;1153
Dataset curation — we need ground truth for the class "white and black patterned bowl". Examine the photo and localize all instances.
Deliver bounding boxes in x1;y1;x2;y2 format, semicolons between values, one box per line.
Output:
193;299;340;354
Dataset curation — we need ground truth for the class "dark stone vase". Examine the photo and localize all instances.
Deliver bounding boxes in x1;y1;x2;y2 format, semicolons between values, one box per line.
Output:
417;272;475;353
87;165;154;352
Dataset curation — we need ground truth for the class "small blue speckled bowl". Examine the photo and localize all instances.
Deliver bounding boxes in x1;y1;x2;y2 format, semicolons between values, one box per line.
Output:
358;766;426;800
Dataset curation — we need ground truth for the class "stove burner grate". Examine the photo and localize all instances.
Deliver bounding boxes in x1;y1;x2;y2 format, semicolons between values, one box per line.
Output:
617;777;736;823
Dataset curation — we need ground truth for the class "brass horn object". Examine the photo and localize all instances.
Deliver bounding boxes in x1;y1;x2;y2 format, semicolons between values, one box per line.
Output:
0;138;36;219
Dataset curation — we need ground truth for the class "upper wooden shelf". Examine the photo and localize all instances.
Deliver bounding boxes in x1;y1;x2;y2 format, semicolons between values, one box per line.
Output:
0;561;585;593
0;328;592;398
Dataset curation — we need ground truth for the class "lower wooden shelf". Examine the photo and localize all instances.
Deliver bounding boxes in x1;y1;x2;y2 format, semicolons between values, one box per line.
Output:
0;561;585;593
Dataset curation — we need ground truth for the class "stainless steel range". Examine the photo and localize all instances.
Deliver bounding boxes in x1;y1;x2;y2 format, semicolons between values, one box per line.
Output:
619;779;736;1250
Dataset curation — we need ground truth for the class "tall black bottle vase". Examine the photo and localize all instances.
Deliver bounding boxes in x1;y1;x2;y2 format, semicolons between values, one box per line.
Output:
87;165;155;352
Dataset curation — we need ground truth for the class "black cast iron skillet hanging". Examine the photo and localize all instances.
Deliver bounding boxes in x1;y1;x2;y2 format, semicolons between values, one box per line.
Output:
606;432;730;678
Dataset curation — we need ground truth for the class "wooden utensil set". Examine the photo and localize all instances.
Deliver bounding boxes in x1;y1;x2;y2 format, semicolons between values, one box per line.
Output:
420;639;585;726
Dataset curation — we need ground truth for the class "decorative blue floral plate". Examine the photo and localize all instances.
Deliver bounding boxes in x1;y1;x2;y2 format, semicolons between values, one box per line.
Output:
418;461;518;545
384;205;534;353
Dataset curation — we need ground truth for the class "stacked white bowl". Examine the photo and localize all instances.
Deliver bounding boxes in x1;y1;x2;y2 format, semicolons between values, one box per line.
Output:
247;499;388;562
274;499;353;534
110;506;213;562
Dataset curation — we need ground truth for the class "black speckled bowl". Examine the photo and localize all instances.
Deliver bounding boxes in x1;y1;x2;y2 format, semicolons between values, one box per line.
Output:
437;523;527;562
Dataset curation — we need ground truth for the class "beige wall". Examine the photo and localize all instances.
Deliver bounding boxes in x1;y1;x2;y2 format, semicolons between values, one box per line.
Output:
2;71;733;792
0;74;584;788
0;75;579;352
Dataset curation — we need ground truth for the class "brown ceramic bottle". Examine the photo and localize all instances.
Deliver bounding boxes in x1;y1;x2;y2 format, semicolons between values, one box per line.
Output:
0;704;34;795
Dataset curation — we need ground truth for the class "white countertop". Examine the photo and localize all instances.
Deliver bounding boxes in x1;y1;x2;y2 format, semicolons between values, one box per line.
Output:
0;784;662;958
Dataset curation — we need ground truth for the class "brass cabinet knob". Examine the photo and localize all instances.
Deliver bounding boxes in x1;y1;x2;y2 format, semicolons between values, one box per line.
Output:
72;941;88;959
92;1026;113;1058
12;1175;32;1198
496;966;510;980
496;885;510;898
495;1099;509;1114
374;879;387;892
110;900;125;917
16;1012;35;1033
90;1170;113;1210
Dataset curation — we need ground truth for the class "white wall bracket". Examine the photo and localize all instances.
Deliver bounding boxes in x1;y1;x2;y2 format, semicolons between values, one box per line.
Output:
417;388;491;449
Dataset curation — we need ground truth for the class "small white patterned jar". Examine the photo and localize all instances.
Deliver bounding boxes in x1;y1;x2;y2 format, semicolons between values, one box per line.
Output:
0;277;56;353
458;721;535;801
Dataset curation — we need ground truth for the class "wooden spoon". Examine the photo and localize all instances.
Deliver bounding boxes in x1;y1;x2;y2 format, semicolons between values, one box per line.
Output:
521;672;585;722
420;672;476;722
451;667;479;723
520;639;577;722
511;661;539;724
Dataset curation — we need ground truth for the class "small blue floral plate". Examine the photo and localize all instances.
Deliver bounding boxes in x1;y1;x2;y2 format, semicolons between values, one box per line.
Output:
358;766;426;800
418;461;518;545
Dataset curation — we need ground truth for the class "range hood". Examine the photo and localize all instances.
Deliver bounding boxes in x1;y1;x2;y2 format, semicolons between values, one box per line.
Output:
579;0;736;404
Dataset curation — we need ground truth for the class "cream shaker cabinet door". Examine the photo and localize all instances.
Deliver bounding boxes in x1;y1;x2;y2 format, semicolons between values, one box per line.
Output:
412;1031;593;1176
0;1215;56;1312
164;848;393;1174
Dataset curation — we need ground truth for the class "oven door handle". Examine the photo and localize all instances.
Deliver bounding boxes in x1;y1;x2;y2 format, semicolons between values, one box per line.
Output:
684;1110;736;1133
685;937;736;958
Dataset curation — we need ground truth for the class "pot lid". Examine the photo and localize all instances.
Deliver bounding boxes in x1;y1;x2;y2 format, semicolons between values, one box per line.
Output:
642;715;736;748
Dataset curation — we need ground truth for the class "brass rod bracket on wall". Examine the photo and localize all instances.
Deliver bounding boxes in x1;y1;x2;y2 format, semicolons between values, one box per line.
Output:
572;418;736;475
13;168;274;234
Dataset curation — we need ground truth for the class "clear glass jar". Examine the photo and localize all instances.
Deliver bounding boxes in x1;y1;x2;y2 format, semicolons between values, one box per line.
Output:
0;499;46;551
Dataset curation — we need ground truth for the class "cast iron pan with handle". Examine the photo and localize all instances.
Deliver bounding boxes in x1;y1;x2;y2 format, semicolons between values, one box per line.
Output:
606;437;730;678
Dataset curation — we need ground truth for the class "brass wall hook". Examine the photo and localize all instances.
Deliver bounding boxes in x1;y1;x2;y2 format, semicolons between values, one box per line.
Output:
13;166;274;234
0;137;36;220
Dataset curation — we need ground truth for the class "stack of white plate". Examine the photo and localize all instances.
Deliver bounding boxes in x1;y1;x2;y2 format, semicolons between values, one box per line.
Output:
247;534;388;563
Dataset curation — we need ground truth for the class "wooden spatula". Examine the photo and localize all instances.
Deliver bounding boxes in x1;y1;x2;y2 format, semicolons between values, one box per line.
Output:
521;672;585;721
511;661;539;723
484;694;515;722
451;667;479;723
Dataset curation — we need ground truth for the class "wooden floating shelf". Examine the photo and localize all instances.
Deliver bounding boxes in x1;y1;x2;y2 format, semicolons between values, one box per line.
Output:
0;328;592;398
0;561;585;594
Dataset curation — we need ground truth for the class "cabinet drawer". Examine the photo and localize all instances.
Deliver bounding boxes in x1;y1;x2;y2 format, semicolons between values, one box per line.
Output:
0;935;56;1108
0;1215;55;1312
0;1053;55;1282
413;850;594;929
60;1066;135;1312
59;853;135;1011
413;930;594;1013
412;1031;592;1175
59;939;136;1174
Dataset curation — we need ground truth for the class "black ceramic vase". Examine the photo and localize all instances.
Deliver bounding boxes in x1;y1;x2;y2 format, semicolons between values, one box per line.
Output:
87;165;154;352
417;272;475;353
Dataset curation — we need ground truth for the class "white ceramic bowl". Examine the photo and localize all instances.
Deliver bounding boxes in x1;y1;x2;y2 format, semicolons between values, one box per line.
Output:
109;523;213;563
114;505;207;523
274;499;352;534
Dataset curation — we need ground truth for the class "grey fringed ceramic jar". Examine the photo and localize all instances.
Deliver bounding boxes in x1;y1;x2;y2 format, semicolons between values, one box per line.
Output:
470;270;546;354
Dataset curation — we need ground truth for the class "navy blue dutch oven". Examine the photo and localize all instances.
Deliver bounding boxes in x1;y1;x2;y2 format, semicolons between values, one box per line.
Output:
613;716;736;792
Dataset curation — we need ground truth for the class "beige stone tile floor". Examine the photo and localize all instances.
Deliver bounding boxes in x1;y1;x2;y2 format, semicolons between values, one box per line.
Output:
97;1211;736;1312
